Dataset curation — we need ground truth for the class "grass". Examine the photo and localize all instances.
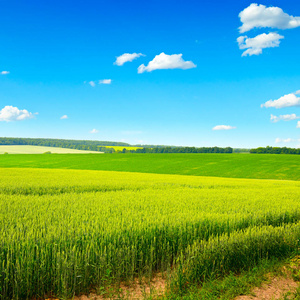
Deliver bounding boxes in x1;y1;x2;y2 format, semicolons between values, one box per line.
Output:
2;153;300;299
0;145;103;154
1;167;300;299
165;258;288;300
0;153;299;180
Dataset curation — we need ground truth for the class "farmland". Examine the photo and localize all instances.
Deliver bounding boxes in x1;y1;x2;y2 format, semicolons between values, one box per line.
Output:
0;145;103;154
104;145;143;151
1;165;300;299
0;153;300;180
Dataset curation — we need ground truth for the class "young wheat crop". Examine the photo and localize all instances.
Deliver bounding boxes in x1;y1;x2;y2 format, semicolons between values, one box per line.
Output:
1;168;300;299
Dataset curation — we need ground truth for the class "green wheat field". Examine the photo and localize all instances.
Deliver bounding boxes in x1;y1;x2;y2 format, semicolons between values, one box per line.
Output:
0;153;300;180
1;153;300;299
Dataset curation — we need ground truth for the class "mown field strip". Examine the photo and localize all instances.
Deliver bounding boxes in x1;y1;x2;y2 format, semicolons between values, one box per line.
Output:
1;168;300;299
0;145;103;154
0;153;300;180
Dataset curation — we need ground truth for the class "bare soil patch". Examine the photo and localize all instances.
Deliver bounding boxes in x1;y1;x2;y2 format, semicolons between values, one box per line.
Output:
235;270;299;300
74;274;166;300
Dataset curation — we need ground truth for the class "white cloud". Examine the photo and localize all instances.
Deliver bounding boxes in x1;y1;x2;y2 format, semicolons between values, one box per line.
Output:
138;52;196;73
0;105;36;122
88;79;111;86
90;129;99;134
275;138;281;143
261;91;300;108
60;115;68;120
275;138;294;143
270;113;300;123
239;3;300;33
99;79;112;84
212;125;236;131
237;33;284;56
1;71;9;75
297;121;300;128
114;53;145;66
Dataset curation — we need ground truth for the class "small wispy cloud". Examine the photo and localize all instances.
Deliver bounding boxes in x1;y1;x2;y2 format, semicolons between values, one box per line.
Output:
99;79;112;84
237;33;284;56
297;121;300;128
0;105;36;122
90;129;99;134
270;113;300;123
212;125;236;131
114;53;145;66
261;91;300;109
60;115;68;120
1;71;9;75
138;53;196;73
88;79;112;86
239;3;300;33
275;138;294;143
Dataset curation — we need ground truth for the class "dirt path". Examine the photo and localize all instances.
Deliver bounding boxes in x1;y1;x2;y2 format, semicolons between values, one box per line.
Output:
235;276;298;300
73;274;166;300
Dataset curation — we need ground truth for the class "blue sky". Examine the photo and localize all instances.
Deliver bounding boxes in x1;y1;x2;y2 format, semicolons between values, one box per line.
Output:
0;0;299;147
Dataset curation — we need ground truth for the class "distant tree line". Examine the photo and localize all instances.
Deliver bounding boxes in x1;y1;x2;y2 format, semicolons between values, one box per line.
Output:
0;137;233;154
5;137;298;155
0;137;126;153
0;137;130;147
129;146;233;153
250;146;300;155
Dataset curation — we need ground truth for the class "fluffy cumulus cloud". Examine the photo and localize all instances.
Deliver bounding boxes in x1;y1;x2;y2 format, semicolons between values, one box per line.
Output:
237;33;284;56
99;79;112;84
114;53;145;66
239;3;300;33
90;129;99;134
297;121;300;128
212;125;236;131
0;106;36;122
60;115;68;120
237;4;300;56
270;113;300;123
261;91;300;108
138;53;196;73
1;71;9;75
275;138;294;143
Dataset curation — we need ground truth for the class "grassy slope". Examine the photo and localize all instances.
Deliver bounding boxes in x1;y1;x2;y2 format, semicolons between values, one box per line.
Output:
0;145;103;154
0;153;299;180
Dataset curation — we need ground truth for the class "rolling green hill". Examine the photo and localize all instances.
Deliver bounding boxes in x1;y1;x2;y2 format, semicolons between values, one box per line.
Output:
0;153;299;181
